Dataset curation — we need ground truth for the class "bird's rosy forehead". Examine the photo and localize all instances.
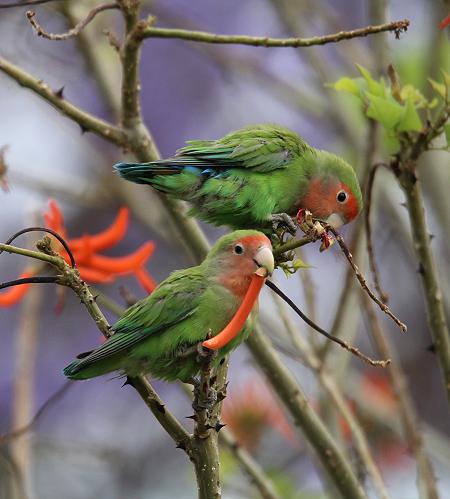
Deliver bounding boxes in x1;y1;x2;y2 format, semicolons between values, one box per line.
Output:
233;234;272;250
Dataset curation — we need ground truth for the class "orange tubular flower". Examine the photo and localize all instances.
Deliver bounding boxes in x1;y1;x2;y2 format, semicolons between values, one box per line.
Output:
0;271;34;306
0;200;157;307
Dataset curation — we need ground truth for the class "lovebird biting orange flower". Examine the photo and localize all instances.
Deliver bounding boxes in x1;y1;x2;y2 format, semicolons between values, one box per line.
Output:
64;230;274;382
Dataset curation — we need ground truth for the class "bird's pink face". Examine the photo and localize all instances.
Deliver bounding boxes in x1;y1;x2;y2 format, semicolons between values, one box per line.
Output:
299;177;361;228
219;235;274;297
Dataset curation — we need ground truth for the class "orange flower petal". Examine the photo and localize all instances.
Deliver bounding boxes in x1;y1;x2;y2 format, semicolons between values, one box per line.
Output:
88;242;155;274
135;267;157;293
203;272;266;350
44;199;65;233
78;266;114;283
69;208;129;253
69;235;94;266
0;271;34;307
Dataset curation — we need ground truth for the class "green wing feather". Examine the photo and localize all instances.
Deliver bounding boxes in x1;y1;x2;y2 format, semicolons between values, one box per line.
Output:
177;123;309;172
63;268;206;380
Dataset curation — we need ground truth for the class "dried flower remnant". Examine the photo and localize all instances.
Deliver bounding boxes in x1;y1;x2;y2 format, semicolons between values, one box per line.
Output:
438;13;450;29
222;379;295;452
0;200;157;307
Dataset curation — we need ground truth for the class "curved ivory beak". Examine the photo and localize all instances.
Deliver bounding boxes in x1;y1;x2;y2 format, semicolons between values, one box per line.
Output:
254;245;275;276
325;213;344;229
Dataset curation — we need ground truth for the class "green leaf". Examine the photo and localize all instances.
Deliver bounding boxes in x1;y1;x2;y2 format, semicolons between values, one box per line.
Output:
384;130;401;154
445;125;450;147
397;97;423;132
428;78;446;98
356;64;385;97
427;97;439;109
441;69;450;88
332;77;361;96
291;258;311;271
365;92;404;129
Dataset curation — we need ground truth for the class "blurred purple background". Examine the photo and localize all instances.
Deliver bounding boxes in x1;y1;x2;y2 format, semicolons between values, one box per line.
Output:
1;1;450;498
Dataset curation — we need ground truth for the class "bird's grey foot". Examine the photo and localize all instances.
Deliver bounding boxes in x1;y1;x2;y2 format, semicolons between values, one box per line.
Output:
196;341;217;364
271;213;298;235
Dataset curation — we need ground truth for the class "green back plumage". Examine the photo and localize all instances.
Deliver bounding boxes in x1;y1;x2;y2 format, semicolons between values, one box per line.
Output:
177;123;310;172
63;230;262;382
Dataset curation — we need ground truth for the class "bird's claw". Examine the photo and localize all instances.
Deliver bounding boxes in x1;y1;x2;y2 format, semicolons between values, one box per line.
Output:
196;341;217;363
271;213;298;236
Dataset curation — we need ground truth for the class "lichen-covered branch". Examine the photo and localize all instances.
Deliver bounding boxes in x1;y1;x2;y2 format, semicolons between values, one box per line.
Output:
140;20;409;47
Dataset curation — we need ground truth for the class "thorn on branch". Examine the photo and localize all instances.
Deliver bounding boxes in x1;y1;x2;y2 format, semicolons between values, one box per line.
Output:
55;86;64;99
417;263;425;275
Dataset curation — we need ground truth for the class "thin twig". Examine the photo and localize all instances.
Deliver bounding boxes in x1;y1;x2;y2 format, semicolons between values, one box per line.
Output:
141;20;410;47
0;382;73;444
266;280;390;367
2;226;76;267
364;163;390;303
0;276;58;290
26;3;120;41
328;227;407;333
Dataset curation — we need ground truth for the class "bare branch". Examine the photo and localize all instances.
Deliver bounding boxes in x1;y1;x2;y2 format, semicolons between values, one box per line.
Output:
140;19;409;47
0;0;63;9
0;56;127;147
26;3;119;41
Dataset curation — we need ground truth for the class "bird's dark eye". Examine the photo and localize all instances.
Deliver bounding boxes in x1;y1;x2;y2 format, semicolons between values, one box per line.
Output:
233;244;244;255
336;190;348;203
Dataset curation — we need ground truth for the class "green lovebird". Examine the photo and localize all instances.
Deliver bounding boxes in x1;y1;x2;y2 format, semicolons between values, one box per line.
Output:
63;230;274;383
114;124;363;231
